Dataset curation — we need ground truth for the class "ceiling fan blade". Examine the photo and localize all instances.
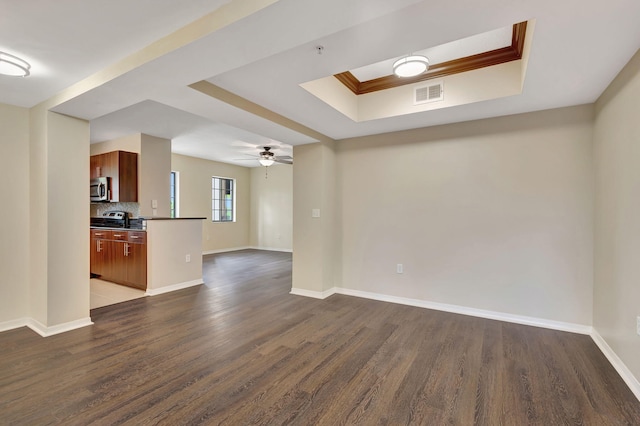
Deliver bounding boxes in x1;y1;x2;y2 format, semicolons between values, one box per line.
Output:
275;157;293;164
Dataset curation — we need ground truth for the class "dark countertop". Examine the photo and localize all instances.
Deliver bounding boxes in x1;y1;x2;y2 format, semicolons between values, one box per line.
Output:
90;226;145;231
138;217;206;220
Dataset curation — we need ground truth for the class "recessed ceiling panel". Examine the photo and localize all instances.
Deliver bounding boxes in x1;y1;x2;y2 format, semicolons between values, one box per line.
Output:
350;25;513;82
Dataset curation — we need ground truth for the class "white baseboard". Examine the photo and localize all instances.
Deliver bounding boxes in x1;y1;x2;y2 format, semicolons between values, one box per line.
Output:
249;246;293;253
290;286;591;335
0;317;30;333
203;246;292;255
290;287;336;299
27;317;93;337
146;279;204;296
334;287;593;335
591;329;640;401
203;246;251;255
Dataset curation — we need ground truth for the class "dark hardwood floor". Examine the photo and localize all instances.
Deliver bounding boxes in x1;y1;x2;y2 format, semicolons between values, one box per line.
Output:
1;249;639;424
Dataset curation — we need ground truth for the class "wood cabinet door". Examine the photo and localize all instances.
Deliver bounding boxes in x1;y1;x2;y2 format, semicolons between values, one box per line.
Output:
90;230;113;278
125;242;147;290
90;238;106;276
90;155;101;179
118;151;138;202
110;240;128;284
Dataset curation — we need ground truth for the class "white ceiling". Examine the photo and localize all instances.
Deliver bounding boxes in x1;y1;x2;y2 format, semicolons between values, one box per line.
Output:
350;25;513;82
1;0;639;166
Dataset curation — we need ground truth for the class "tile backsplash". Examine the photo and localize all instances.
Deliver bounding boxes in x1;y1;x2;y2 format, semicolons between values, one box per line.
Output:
91;202;140;218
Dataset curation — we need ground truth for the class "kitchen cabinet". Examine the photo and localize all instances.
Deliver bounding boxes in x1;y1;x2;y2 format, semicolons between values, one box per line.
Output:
90;229;147;290
90;229;113;278
90;151;138;202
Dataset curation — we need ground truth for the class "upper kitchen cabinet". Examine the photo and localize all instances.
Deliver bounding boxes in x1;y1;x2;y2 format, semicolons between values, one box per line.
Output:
91;150;138;202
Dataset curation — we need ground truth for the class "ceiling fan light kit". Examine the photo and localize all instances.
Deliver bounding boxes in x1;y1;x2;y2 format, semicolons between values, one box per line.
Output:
259;158;275;167
0;51;31;77
393;54;429;78
259;146;276;167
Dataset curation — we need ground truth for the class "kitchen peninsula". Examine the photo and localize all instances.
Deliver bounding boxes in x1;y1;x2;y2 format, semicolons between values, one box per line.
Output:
89;135;206;296
91;216;205;295
143;217;205;295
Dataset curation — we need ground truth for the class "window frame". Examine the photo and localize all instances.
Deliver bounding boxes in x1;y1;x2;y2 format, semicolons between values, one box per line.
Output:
211;176;235;223
170;171;179;218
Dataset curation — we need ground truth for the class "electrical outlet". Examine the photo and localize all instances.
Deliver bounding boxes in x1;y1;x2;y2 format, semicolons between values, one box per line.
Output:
397;264;403;274
186;254;191;263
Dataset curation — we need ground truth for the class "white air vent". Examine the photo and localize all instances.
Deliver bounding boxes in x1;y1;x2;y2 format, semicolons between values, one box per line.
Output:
414;82;444;105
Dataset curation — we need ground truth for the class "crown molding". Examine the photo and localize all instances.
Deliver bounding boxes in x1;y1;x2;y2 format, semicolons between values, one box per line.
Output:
335;21;527;95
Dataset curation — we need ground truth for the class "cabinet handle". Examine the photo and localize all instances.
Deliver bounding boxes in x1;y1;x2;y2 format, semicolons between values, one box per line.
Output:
114;234;123;238
124;243;130;256
95;233;104;236
97;240;102;252
130;235;139;239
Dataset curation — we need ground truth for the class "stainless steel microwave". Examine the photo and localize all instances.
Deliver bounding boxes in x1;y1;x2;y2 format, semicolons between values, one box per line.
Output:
90;177;110;202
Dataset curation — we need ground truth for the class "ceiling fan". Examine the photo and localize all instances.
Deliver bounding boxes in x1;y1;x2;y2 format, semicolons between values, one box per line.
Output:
236;146;293;167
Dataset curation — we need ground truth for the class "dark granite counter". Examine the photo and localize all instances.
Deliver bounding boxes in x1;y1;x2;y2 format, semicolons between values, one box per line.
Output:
138;217;206;220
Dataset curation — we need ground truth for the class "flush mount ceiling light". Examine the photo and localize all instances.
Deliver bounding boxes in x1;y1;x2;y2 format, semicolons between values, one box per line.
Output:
393;55;429;78
0;51;31;77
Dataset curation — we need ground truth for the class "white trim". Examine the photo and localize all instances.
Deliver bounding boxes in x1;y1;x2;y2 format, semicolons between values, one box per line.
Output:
145;279;203;296
591;329;640;401
26;317;93;337
291;286;591;335
203;246;251;255
333;288;592;334
0;317;30;333
249;246;293;253
290;287;337;299
203;246;293;255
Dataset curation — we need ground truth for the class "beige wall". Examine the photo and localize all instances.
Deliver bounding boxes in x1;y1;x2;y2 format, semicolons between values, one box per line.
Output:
171;153;250;252
333;105;595;325
46;111;90;325
250;165;293;251
146;219;203;293
29;107;90;328
90;134;140;155
593;49;640;380
140;134;171;217
0;104;30;325
292;142;337;294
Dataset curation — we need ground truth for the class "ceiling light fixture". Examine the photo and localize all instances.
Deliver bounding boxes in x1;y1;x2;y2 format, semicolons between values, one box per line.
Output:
259;146;275;167
259;158;275;167
393;55;429;78
0;51;31;77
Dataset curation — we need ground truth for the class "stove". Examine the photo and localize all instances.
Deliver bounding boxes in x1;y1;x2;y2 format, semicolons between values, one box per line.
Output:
90;211;143;229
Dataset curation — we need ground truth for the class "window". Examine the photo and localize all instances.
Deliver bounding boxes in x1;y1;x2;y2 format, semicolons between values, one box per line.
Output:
212;177;235;222
170;171;179;218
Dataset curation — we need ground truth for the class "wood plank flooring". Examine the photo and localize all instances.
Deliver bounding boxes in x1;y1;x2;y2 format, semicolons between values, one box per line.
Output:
1;249;639;424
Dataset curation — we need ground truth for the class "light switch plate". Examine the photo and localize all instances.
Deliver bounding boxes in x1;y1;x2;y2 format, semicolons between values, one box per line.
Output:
151;199;158;209
312;209;320;218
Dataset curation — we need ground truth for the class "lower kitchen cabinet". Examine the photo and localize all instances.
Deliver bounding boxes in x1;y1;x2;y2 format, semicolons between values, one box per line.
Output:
90;229;147;290
90;229;112;278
